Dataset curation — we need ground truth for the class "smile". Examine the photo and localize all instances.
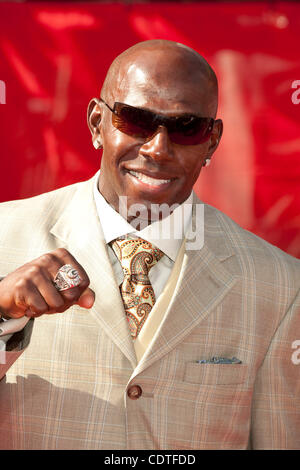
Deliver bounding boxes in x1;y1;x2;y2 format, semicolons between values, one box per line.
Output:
128;170;173;187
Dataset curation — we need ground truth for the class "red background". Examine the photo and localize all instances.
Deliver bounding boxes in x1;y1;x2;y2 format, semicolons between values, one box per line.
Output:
0;2;299;257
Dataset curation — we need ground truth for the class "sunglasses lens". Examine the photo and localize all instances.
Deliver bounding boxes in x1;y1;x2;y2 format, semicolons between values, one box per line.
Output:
111;102;214;145
169;118;214;145
112;103;155;139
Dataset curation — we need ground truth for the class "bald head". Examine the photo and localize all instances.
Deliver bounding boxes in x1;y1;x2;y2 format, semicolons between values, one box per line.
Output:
101;40;219;118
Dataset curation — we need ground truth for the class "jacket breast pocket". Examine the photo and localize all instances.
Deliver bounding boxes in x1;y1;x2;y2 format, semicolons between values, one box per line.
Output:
184;362;248;386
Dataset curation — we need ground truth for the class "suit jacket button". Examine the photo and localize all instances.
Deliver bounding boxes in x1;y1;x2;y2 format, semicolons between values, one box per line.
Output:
127;384;142;400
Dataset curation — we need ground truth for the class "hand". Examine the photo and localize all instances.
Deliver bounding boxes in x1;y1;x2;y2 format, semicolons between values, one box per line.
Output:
0;248;95;319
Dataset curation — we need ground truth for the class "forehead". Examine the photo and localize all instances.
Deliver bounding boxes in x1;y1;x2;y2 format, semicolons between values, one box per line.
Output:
112;62;214;116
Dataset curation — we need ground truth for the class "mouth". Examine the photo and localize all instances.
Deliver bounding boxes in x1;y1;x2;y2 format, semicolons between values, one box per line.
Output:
126;169;176;188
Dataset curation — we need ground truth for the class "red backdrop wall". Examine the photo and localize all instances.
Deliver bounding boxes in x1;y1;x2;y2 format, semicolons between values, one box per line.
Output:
0;1;299;257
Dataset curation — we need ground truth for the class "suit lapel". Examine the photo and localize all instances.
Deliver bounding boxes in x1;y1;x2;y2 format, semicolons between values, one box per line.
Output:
50;175;137;368
133;194;238;377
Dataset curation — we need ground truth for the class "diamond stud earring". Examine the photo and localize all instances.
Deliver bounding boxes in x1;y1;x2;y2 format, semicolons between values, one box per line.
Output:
93;139;102;149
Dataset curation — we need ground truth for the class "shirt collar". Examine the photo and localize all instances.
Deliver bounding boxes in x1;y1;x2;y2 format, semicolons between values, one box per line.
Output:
93;171;193;262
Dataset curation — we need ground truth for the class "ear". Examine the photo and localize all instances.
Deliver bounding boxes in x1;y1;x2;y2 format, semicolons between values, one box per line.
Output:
87;98;103;149
206;119;223;157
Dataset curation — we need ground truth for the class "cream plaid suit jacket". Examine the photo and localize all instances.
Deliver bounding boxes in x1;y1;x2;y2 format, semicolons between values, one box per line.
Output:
0;173;299;450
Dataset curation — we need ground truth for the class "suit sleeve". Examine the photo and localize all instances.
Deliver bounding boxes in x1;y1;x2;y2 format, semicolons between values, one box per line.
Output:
250;288;300;449
0;319;34;380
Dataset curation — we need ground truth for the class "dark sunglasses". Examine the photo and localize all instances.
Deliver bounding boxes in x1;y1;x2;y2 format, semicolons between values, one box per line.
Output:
100;98;216;146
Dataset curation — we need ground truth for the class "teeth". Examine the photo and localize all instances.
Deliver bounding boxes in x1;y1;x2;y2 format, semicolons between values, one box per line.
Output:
129;170;171;186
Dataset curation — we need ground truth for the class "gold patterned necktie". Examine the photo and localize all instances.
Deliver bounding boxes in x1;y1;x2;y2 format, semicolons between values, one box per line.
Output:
110;236;164;340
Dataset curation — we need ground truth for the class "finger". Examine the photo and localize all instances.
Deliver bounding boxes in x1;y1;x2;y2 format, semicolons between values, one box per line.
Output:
15;282;49;317
76;288;95;309
59;286;82;303
37;251;89;304
4;310;26;320
33;271;65;312
25;308;42;318
38;250;89;291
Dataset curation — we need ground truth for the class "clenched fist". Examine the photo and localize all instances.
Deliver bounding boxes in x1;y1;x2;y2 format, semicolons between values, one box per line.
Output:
0;248;95;319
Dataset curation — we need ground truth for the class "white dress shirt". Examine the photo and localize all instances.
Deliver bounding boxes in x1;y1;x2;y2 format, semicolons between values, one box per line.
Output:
93;174;193;300
0;173;193;348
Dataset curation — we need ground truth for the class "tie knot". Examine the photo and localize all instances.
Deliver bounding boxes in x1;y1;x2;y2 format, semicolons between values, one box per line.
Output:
110;236;164;276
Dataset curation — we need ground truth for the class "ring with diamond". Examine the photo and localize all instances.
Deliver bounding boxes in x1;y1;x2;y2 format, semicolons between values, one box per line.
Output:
53;264;82;292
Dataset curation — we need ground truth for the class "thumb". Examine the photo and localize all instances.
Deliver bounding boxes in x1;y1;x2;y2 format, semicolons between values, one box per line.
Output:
76;287;95;309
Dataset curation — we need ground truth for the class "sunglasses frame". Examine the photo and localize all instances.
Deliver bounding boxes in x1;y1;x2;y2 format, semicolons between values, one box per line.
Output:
99;98;216;146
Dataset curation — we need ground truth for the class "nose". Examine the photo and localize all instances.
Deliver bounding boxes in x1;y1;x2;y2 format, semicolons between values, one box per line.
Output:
139;126;173;162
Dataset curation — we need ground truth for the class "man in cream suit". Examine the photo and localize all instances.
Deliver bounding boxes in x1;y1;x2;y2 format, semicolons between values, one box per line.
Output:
0;40;299;450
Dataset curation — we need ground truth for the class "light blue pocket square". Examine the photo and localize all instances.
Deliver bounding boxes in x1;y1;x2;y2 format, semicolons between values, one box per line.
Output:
196;356;242;364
